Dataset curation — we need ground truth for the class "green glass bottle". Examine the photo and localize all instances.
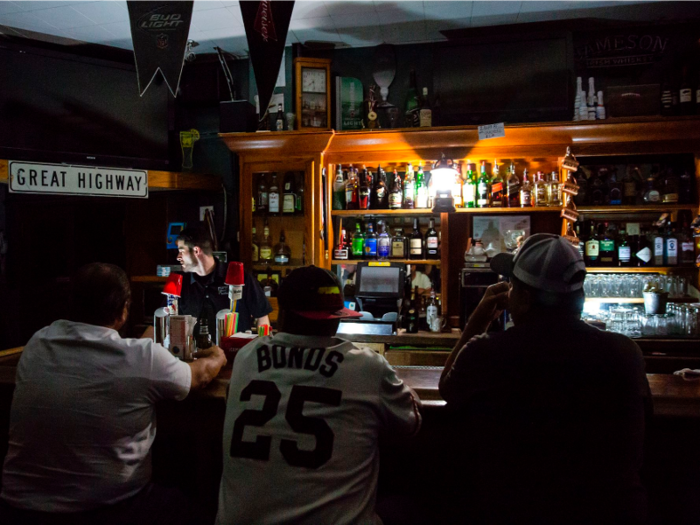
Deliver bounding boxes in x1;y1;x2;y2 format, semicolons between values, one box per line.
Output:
464;161;477;208
351;222;365;259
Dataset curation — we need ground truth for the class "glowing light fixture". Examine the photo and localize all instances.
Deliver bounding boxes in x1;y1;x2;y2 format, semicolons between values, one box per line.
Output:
431;153;457;213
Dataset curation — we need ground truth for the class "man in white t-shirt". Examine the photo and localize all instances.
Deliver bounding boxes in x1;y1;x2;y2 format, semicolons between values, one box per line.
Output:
216;265;422;525
0;263;226;525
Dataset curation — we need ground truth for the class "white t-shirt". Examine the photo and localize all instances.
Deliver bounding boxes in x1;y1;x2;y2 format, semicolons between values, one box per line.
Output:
217;332;421;525
1;320;191;512
412;271;432;290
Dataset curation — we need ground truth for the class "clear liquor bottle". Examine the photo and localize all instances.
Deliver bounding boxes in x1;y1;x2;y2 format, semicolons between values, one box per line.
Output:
282;172;296;214
268;173;280;213
377;221;391;260
257;174;268;212
547;171;562;206
520;169;533;208
533;171;547;207
404;163;416;209
259;221;272;263
643;177;661;204
452;167;464;208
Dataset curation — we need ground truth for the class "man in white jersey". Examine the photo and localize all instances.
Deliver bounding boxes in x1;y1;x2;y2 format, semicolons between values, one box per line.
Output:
216;265;422;525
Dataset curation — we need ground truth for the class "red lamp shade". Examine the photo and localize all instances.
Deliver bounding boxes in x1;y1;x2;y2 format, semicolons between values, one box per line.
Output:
225;262;245;287
162;273;183;297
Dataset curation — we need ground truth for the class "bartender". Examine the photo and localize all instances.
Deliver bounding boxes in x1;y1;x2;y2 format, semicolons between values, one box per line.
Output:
411;265;433;295
175;225;271;335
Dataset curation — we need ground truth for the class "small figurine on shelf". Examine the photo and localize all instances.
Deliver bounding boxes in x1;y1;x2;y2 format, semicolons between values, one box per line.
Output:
364;84;380;130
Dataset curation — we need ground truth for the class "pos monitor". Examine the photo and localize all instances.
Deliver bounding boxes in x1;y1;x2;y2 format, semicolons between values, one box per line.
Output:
355;262;406;301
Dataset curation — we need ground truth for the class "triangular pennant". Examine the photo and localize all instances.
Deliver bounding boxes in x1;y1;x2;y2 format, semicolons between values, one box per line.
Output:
127;1;194;97
240;1;295;119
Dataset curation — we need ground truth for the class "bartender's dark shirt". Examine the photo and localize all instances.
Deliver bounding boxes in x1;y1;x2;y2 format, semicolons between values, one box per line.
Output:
177;260;272;336
440;316;652;525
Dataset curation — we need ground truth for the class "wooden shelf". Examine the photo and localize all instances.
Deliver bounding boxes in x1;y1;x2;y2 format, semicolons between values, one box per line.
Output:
455;206;562;214
252;260;305;272
332;259;440;265
586;267;696;273
332;209;437;216
579;204;697;213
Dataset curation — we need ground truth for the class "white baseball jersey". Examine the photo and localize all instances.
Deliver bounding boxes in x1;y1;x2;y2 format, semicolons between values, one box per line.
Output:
216;332;421;525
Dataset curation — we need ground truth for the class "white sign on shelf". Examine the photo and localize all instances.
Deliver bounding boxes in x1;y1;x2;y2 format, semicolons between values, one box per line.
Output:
8;161;148;198
478;122;506;140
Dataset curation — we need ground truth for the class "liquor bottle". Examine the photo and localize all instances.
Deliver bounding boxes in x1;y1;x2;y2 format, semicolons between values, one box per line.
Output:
464;161;477;208
661;75;674;116
679;169;693;204
596;91;606;120
351;223;365;259
345;167;358;210
426;218;439;259
665;223;678;266
333;228;349;260
575;221;585;258
662;168;679;204
490;160;504;207
332;165;345;210
533;171;547;207
652;227;665;266
268;173;280;213
260;271;278;298
257;174;269;212
416;163;428;208
364;222;378;259
477;161;490;208
389;169;403;209
275;103;285;131
391;228;407;259
373;165;389;209
680;218;696;266
643;177;660;204
617;227;631;267
547;171;562;206
573;168;588;206
405;69;420;127
426;289;439;331
196;319;213;351
260;221;272;263
406;286;419;334
680;67;693;115
251;227;260;263
273;230;291;265
404;163;416;209
622;166;638;205
584;222;599;267
452;167;464;208
607;168;622;205
589;169;605;206
377;221;391;260
506;163;521;207
295;173;304;213
520;169;533;208
587;77;596;120
419;87;432;127
282;172;296;214
599;222;616;266
409;218;424;260
635;228;652;267
358;166;370;210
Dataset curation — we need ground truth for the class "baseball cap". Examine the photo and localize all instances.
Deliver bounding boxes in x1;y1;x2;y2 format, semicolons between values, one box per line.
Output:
490;233;587;293
278;266;362;320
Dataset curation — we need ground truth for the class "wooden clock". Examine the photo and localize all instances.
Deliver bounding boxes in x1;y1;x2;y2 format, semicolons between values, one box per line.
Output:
294;57;331;130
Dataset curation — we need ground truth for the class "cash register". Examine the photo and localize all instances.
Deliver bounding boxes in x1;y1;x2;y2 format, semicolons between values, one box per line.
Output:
338;261;406;337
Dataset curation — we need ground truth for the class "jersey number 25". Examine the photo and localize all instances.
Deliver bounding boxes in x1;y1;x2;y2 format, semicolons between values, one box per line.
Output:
230;380;342;469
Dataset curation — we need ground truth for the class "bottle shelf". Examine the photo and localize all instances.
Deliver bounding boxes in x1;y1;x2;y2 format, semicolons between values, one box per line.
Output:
332;259;440;266
454;206;563;214
585;296;698;304
253;211;306;218
586;266;696;273
578;204;697;214
252;260;305;272
332;209;437;216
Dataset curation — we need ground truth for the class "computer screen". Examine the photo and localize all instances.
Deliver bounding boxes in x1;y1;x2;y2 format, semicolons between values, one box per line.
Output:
356;264;404;298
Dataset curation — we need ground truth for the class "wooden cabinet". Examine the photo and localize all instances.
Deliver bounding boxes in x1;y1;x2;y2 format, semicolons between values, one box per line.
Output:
221;117;700;327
